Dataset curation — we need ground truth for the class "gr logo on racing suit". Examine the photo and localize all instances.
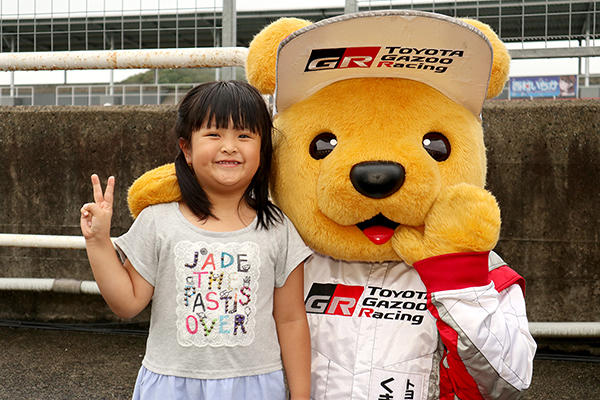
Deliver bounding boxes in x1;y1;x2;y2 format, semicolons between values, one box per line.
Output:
305;283;364;316
305;283;428;325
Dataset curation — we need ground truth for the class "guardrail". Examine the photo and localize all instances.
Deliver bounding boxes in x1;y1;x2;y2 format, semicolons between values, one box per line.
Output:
0;47;247;105
0;48;248;71
0;233;115;296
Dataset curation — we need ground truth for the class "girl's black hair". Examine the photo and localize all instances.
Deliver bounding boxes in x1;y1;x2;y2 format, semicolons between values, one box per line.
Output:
174;80;282;229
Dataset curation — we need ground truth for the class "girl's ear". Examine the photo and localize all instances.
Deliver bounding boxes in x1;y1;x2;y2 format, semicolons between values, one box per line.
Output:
246;18;312;95
462;19;511;99
178;137;192;164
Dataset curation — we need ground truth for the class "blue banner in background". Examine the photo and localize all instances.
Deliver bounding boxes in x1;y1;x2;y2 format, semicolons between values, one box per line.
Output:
509;75;577;98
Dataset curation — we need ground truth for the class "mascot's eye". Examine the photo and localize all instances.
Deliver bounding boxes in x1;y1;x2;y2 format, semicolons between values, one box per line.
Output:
309;132;338;160
422;132;451;162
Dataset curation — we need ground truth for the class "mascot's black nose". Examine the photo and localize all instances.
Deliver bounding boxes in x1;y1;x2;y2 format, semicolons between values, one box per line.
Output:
350;161;405;199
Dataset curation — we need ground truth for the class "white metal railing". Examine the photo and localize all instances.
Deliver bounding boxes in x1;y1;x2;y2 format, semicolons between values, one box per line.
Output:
529;322;600;338
0;47;246;105
0;278;100;295
1;233;599;338
0;233;112;249
0;234;116;296
0;48;248;72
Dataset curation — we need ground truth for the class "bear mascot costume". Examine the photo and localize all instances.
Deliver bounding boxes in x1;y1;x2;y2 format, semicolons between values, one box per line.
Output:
127;10;536;400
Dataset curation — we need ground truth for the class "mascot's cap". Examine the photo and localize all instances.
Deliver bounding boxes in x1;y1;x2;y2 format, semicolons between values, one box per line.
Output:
274;10;493;118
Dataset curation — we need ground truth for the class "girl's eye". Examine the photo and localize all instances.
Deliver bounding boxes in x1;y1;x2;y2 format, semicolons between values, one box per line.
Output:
309;132;338;160
422;132;451;162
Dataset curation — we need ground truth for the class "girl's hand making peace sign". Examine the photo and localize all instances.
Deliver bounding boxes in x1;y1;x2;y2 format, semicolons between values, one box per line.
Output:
79;174;154;319
80;174;115;241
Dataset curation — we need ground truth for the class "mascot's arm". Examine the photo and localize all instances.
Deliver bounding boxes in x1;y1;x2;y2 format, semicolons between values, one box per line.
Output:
393;184;536;399
414;253;536;399
127;163;181;218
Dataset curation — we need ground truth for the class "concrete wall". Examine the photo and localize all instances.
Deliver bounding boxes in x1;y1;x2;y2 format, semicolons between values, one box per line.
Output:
484;100;600;322
0;105;177;322
0;101;598;322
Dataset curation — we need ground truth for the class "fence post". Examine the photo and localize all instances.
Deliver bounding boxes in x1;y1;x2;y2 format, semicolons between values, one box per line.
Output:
221;0;237;81
345;0;358;14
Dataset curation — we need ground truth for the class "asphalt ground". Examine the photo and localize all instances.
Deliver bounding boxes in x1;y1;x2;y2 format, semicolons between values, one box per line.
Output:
0;325;598;400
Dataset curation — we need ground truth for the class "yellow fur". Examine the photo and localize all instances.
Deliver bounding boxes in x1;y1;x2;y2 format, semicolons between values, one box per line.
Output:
128;163;180;218
462;19;511;98
245;18;312;95
392;183;501;265
271;78;490;261
127;15;509;264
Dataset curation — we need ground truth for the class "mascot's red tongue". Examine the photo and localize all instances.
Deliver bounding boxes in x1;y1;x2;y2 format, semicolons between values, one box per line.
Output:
362;225;395;245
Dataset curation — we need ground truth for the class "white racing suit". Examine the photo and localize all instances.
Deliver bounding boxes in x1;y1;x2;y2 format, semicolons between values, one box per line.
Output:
304;251;536;400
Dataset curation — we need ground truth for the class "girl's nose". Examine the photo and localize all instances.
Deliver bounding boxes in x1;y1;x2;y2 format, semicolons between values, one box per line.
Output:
221;140;237;154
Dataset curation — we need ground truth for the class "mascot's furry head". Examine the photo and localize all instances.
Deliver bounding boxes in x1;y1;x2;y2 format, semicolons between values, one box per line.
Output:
128;10;510;265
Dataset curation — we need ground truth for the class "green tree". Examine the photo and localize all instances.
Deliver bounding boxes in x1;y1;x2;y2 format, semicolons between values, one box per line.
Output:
119;68;246;84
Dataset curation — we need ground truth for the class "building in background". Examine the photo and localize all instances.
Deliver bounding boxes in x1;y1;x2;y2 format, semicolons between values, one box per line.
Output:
0;0;598;105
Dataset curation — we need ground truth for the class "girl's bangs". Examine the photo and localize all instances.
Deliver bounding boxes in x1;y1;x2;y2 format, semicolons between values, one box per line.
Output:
191;83;269;135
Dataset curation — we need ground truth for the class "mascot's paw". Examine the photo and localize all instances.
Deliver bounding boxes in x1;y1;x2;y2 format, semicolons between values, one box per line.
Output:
128;163;181;218
392;183;501;265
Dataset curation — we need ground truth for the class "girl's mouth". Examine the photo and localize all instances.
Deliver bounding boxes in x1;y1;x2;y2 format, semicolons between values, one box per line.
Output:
356;213;399;245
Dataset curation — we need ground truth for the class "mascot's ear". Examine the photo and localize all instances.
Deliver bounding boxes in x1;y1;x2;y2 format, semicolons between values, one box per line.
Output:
463;19;510;99
246;18;312;94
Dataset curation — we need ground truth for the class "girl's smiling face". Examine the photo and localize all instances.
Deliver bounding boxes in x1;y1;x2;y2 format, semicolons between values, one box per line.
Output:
179;122;261;198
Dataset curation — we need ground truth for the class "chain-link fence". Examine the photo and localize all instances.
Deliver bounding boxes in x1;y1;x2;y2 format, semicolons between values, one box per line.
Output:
356;1;598;46
0;0;223;52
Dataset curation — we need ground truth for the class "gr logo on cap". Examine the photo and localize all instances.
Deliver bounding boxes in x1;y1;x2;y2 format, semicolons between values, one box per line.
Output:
274;10;494;119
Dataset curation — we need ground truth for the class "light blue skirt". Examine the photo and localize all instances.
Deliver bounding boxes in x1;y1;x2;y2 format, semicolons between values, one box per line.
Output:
132;365;286;400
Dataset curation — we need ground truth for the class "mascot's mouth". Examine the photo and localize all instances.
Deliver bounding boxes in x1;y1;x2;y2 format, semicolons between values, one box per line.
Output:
356;214;400;245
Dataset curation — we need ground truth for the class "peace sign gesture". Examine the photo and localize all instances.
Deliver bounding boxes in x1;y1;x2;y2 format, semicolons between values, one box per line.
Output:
80;174;115;241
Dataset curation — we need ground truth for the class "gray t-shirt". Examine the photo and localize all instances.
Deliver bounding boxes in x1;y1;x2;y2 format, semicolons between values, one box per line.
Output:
114;202;312;379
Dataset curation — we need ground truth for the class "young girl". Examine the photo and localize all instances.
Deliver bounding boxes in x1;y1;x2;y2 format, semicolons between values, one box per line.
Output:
80;81;312;400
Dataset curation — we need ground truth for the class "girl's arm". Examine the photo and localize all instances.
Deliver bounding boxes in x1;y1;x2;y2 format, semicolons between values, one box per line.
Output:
273;263;311;400
80;174;154;319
